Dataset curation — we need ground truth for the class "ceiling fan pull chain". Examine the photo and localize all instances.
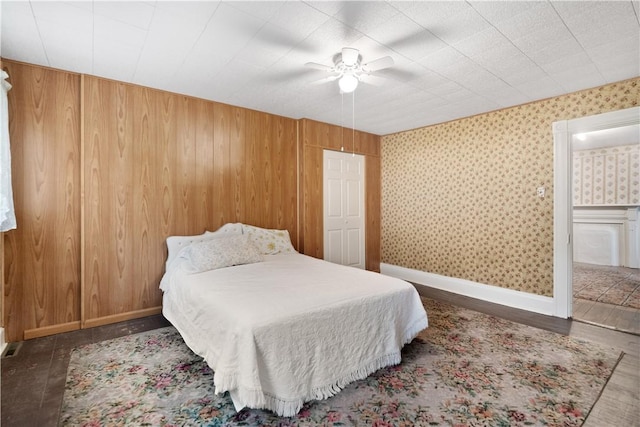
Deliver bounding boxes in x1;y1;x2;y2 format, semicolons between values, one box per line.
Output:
352;90;355;157
341;92;344;152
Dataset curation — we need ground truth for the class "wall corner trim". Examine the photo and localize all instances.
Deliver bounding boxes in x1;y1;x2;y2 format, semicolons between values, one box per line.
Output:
0;327;6;354
380;263;558;317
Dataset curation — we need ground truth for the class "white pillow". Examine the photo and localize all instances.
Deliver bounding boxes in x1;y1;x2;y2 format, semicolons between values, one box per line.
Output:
165;224;244;271
241;224;296;255
166;231;219;273
184;233;263;273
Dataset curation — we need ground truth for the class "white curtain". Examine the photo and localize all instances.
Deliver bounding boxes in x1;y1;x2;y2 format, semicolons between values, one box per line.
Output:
0;70;16;231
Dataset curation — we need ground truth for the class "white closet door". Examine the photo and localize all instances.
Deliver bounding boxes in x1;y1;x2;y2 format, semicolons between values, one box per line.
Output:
323;149;365;269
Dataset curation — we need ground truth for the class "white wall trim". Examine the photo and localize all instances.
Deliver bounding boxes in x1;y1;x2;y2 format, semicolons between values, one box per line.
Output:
0;327;6;355
553;119;572;319
381;263;557;317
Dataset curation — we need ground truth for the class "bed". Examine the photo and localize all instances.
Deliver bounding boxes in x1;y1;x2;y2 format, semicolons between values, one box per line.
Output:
159;223;428;417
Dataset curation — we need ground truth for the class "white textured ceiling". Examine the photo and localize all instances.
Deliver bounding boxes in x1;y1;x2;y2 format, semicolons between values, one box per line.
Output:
2;1;639;135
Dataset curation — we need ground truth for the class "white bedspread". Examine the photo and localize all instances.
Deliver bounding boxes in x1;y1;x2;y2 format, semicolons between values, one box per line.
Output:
161;253;428;416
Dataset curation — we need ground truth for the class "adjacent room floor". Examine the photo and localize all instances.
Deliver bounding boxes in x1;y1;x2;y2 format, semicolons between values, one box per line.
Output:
2;287;638;426
573;262;640;335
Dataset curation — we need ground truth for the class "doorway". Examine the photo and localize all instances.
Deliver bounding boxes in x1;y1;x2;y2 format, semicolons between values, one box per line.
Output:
553;107;640;333
323;149;365;269
571;126;640;333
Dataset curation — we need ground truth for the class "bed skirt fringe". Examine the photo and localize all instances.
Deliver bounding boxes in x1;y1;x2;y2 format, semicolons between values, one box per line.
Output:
404;314;429;345
222;352;404;417
217;314;428;417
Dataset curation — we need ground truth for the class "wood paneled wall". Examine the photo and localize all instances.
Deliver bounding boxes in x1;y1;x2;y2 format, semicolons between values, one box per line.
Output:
82;76;298;327
2;60;380;342
2;61;298;341
3;61;82;341
299;119;381;271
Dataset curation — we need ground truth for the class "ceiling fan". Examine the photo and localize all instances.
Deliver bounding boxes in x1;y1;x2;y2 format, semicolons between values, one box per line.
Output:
305;47;394;93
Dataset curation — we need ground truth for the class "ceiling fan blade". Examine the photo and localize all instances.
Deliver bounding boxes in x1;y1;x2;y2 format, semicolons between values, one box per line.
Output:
377;68;421;82
305;62;334;72
359;74;386;86
310;75;339;85
342;47;359;66
263;68;316;84
363;56;394;72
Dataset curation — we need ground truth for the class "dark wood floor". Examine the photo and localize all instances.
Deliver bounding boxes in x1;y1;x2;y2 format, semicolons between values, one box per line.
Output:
1;314;171;426
574;298;640;335
2;287;638;426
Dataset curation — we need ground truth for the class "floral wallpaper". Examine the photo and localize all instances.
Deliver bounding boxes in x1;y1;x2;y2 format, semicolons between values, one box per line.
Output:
382;78;639;297
573;144;639;206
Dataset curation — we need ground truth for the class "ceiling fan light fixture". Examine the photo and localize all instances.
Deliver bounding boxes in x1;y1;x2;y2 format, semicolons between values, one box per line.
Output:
339;74;359;93
305;47;393;93
341;47;359;67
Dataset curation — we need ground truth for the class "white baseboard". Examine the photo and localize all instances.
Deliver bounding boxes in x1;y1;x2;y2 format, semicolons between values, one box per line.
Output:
0;327;5;355
381;263;557;317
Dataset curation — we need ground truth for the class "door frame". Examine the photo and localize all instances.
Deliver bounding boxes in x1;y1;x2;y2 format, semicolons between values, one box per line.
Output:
552;106;640;319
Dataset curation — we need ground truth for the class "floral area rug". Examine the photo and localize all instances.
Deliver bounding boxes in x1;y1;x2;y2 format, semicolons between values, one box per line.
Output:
60;298;620;426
